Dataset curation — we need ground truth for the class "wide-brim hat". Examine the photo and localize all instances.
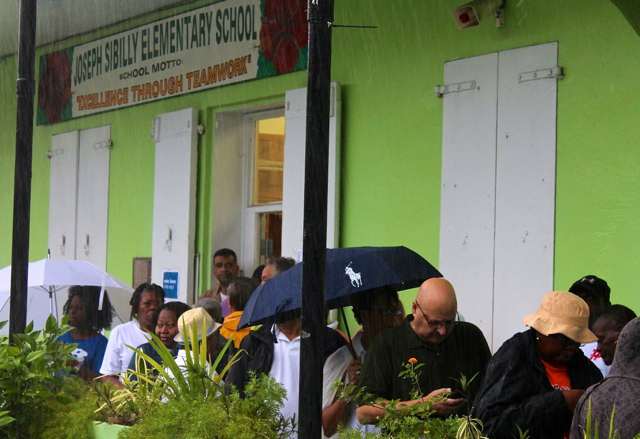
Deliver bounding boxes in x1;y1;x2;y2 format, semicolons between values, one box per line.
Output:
175;307;222;343
523;291;597;343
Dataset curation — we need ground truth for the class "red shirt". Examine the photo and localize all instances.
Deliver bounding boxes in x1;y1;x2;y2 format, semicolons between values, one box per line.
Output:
541;359;571;439
541;359;571;391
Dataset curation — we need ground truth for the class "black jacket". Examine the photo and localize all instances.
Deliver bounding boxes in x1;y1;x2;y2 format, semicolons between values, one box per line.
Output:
226;323;347;396
473;329;602;439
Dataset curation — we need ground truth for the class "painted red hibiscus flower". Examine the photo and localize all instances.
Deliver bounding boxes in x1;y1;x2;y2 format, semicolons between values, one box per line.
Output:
38;52;71;124
260;0;308;75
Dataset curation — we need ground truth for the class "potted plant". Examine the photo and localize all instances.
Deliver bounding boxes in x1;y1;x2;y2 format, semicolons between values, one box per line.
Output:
93;319;295;438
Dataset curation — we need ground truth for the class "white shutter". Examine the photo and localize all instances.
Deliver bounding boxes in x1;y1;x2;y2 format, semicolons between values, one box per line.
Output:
75;126;111;270
492;43;558;349
440;43;558;351
439;53;499;345
46;126;111;328
151;108;199;302
48;131;79;260
281;83;341;259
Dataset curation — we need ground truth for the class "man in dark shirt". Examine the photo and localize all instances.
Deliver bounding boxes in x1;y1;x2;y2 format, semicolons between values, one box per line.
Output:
357;278;491;424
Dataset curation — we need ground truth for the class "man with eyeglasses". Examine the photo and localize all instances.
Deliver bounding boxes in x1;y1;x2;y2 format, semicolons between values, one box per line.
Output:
356;278;491;424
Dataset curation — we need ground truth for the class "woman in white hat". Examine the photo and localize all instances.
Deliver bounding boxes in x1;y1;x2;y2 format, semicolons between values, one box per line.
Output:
169;307;222;380
473;291;603;439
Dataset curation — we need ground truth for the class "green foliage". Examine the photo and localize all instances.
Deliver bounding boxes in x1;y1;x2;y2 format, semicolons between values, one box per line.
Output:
118;373;295;439
337;360;486;439
515;424;531;439
580;398;621;439
38;378;98;439
96;320;295;438
0;316;77;439
95;319;238;426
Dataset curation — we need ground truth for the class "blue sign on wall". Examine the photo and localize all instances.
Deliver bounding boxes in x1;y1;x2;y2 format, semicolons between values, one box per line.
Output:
162;270;179;299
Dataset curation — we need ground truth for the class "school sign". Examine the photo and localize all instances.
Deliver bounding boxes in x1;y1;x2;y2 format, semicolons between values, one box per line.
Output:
37;0;309;125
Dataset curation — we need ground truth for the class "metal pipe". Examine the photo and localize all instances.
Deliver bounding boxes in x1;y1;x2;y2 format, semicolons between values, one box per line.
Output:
9;0;38;336
298;0;334;437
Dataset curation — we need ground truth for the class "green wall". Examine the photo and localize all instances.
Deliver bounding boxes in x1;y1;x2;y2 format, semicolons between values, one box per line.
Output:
331;0;640;317
1;0;639;323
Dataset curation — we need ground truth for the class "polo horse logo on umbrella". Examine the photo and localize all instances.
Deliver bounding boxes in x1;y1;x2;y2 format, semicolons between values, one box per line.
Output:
237;246;442;329
345;262;362;288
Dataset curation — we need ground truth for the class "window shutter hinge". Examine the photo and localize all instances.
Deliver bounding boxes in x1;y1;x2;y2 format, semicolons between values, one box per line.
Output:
46;149;64;158
435;80;476;98
151;117;161;142
519;66;563;83
94;140;113;150
330;84;336;117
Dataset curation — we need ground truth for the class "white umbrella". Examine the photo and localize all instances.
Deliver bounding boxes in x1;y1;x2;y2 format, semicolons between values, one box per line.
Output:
0;258;134;334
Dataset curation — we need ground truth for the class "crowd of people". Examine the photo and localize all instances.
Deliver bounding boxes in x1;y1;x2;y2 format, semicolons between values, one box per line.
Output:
56;248;639;438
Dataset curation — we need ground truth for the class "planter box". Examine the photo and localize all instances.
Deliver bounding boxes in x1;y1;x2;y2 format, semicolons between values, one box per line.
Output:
93;421;129;439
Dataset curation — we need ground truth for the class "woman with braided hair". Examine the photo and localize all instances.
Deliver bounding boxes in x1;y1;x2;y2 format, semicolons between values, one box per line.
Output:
57;285;114;381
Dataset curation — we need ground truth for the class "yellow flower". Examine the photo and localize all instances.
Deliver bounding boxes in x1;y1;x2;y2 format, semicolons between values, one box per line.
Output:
408;358;418;364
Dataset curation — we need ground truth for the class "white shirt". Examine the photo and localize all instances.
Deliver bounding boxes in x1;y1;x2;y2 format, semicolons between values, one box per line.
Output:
100;321;151;378
321;331;379;438
165;350;219;382
161;349;221;402
581;341;610;377
270;325;300;438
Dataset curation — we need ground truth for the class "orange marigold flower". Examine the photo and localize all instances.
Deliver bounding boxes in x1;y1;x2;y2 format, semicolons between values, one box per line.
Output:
408;358;418;364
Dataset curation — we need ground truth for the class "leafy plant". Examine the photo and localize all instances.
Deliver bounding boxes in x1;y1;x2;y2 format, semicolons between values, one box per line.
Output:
514;424;531;439
38;377;98;439
94;319;296;438
0;316;78;438
118;373;296;439
95;318;238;425
580;398;620;439
337;358;486;439
452;373;487;439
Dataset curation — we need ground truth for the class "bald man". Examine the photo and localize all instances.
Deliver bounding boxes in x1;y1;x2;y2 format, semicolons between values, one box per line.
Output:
356;278;491;424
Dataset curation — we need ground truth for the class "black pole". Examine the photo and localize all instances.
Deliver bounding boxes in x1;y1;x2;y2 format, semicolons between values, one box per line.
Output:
298;0;334;437
9;0;38;336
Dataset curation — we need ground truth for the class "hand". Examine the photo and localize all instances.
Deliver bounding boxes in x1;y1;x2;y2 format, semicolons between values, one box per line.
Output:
562;389;585;412
346;357;363;385
428;388;466;416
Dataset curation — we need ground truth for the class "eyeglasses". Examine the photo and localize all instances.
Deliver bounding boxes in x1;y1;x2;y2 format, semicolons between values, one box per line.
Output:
367;307;403;317
549;333;580;348
414;301;457;330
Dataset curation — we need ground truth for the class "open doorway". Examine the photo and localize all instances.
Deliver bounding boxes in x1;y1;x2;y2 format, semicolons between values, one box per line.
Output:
245;112;286;270
210;84;341;286
210;105;286;279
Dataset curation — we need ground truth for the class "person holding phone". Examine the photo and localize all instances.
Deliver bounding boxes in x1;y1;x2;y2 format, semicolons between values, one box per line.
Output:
356;278;491;425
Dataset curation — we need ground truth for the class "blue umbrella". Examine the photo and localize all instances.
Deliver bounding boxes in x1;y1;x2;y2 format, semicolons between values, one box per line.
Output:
238;246;442;329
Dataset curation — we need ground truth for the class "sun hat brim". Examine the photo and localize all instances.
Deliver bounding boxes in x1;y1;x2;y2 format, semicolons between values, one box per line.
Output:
174;320;222;343
523;313;597;343
522;290;598;344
